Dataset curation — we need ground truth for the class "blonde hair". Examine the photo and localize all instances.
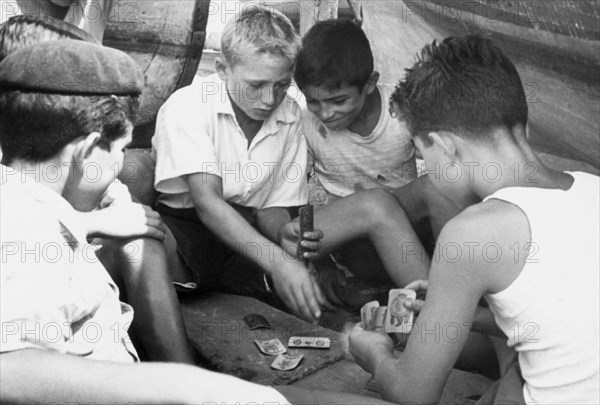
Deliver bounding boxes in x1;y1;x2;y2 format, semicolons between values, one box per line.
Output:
221;5;300;67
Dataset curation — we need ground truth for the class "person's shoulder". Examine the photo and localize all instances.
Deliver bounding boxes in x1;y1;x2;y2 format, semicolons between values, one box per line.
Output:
166;73;224;108
433;199;530;291
281;92;302;117
1;183;57;242
438;199;531;270
446;199;528;238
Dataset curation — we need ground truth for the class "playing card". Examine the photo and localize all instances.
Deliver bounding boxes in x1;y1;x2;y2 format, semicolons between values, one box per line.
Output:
384;288;416;333
271;353;304;371
243;314;272;330
254;338;286;356
373;306;388;331
288;336;331;349
360;300;380;330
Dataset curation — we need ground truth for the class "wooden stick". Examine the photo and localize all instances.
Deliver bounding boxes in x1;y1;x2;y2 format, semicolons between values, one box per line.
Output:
297;205;314;266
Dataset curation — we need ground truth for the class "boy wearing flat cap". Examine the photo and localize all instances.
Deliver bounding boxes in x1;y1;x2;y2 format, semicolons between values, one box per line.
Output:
0;40;292;403
0;14;196;365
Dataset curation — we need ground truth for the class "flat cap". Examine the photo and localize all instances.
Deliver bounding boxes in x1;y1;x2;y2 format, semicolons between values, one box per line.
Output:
0;39;144;96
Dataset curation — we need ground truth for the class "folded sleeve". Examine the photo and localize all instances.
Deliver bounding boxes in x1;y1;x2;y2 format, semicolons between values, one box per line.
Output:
152;90;221;195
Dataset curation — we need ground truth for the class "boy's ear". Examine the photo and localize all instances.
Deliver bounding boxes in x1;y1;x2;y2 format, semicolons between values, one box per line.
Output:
364;71;380;94
215;58;229;81
429;131;457;159
73;132;102;161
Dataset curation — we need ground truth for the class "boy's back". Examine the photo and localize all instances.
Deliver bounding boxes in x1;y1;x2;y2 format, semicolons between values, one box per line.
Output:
483;171;599;403
0;165;137;362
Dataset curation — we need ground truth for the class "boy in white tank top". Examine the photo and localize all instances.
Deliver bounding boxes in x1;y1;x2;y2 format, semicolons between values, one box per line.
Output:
346;35;599;404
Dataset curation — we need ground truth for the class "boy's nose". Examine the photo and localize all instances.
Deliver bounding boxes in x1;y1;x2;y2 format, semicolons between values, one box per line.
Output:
319;106;335;122
261;85;277;107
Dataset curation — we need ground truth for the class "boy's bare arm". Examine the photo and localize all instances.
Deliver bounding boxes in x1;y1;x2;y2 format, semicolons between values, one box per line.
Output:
256;206;292;243
184;172;325;322
0;349;288;404
80;202;167;241
350;204;529;403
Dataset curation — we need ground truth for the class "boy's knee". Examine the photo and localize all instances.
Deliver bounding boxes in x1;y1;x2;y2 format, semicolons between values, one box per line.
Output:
100;237;165;275
355;189;405;224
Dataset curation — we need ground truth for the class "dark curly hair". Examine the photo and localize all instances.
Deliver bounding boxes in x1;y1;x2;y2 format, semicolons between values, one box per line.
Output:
390;35;528;144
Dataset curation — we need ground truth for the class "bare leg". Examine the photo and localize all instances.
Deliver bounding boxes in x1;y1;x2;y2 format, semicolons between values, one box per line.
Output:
391;176;463;246
312;189;431;287
96;237;195;364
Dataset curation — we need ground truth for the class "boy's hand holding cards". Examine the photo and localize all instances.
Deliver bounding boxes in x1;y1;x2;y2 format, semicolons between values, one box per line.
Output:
360;288;416;333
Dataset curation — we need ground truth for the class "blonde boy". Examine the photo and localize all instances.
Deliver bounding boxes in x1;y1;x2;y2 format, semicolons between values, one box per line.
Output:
153;6;326;322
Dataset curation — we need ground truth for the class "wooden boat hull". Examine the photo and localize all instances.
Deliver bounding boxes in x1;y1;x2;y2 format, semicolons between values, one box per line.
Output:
103;0;210;147
361;0;599;168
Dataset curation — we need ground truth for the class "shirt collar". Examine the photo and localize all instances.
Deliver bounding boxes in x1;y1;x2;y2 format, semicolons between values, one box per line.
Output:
205;74;297;134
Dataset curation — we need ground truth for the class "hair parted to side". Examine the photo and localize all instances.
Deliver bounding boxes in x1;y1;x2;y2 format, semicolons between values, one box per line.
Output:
0;15;97;62
220;5;301;67
0;93;139;164
391;35;528;143
295;19;373;91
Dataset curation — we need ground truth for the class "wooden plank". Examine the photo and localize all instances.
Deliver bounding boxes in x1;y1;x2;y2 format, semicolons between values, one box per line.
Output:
386;0;600;168
180;293;345;386
104;0;210;147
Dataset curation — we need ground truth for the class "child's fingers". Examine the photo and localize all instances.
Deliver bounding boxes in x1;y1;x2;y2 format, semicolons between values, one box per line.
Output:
300;240;321;251
302;252;321;261
142;226;167;241
404;279;429;292
310;276;335;312
302;230;323;241
404;298;425;314
292;286;316;323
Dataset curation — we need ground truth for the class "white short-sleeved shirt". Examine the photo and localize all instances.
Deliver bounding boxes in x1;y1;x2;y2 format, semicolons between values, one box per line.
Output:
303;84;417;204
0;165;137;363
152;74;308;210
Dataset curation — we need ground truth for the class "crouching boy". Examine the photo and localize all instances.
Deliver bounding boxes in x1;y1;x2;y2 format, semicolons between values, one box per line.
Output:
347;35;599;404
152;6;326;322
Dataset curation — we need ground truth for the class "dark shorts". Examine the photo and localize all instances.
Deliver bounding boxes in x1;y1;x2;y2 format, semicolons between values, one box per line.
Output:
155;204;272;299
